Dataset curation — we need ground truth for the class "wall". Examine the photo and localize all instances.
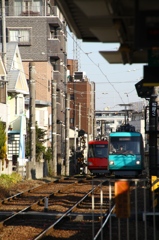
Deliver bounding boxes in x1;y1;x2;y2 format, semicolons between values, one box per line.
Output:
0;160;12;175
26;161;48;179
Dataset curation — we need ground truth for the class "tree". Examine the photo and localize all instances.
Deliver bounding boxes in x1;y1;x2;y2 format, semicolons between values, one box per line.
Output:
0;120;7;160
25;121;49;161
43;147;52;162
35;125;47;161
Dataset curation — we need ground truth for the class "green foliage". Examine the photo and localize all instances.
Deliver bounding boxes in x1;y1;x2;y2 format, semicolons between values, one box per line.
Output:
25;121;51;161
0;120;7;159
35;125;47;161
0;173;22;188
25;120;30;158
43;147;52;162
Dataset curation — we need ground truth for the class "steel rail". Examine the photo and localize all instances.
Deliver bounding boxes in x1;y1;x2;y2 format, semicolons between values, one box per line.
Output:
0;176;82;205
33;181;107;240
93;205;115;240
0;178;83;229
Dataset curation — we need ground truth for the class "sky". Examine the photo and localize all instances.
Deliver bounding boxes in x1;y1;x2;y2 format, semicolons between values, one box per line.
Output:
67;30;146;111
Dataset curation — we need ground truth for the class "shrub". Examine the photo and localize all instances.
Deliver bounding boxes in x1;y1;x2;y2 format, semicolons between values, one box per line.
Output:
0;120;7;160
0;173;22;188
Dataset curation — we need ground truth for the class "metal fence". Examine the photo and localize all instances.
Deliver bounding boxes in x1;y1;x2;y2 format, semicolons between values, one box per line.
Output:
91;178;159;240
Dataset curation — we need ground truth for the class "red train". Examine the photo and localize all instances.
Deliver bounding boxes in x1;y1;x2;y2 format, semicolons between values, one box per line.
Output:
87;139;109;175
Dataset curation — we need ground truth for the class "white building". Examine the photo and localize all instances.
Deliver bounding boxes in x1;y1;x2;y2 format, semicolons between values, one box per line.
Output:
95;101;147;148
95;110;126;138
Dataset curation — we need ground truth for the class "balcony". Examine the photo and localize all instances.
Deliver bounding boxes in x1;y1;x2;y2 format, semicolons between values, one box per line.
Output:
4;5;63;18
53;71;65;92
47;38;63;58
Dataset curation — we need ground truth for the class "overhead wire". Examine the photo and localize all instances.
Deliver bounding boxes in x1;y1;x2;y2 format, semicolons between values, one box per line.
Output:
67;30;143;105
6;31;143;109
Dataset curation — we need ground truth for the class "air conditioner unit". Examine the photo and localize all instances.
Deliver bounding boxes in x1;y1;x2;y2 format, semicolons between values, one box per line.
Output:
74;71;86;80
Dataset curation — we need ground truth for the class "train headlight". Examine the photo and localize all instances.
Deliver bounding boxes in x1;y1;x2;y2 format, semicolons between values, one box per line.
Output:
136;160;140;165
109;161;114;165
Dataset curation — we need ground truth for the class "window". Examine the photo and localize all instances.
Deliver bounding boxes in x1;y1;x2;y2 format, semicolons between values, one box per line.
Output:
14;0;42;16
0;82;5;89
118;120;123;124
8;28;32;45
50;26;58;39
70;118;74;124
52;59;60;71
15;96;24;115
88;144;108;158
70;94;74;100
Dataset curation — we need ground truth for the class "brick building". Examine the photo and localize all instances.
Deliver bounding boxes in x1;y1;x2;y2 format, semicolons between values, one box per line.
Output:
67;59;95;140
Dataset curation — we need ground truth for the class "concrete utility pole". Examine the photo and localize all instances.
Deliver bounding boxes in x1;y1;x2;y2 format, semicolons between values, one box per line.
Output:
2;0;6;66
51;80;57;176
119;104;132;124
29;62;36;165
1;0;8;139
101;120;105;138
65;92;70;176
93;117;96;140
78;103;81;130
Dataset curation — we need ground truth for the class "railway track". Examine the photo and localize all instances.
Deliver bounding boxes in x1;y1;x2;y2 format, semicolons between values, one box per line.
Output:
1;176;157;240
0;176;112;240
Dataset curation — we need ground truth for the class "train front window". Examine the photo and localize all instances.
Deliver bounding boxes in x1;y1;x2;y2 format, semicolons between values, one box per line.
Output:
109;137;141;155
88;144;108;158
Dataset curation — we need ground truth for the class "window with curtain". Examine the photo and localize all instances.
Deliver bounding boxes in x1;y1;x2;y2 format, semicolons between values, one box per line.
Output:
14;0;22;16
14;0;42;16
8;28;32;45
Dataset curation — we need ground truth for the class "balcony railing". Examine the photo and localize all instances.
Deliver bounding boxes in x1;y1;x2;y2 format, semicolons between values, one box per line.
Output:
0;5;63;18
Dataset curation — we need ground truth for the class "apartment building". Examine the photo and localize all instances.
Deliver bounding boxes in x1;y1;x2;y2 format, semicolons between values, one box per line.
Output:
0;0;67;174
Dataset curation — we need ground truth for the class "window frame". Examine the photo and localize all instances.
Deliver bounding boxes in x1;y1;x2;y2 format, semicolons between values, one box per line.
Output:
14;0;42;16
7;27;32;46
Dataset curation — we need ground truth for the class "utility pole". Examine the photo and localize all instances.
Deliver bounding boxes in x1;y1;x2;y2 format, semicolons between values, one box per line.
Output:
51;80;57;176
93;117;96;140
29;62;36;166
2;0;6;67
119;104;132;124
78;103;81;130
65;92;70;176
88;108;90;138
101;120;105;138
1;0;8;144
